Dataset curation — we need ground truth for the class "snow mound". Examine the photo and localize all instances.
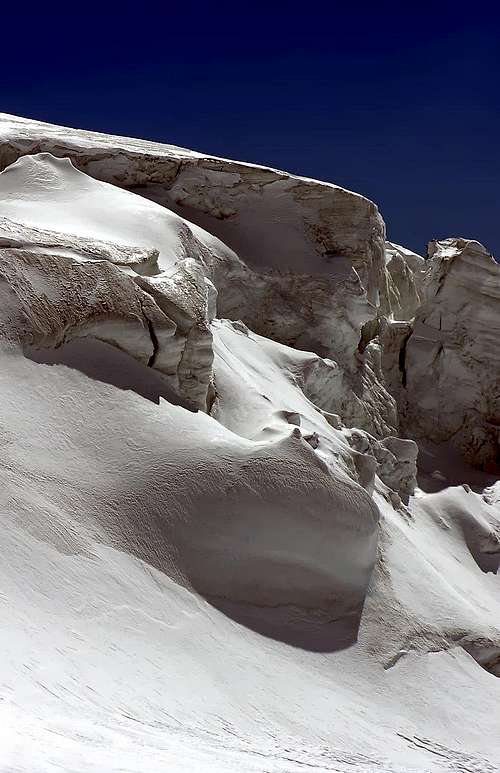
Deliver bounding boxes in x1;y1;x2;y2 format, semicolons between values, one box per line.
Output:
0;151;237;273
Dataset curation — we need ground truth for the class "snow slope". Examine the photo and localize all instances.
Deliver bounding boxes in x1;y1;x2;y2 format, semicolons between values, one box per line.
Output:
0;117;499;773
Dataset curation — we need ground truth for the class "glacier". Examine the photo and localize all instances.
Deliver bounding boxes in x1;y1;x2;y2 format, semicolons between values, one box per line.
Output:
0;113;499;773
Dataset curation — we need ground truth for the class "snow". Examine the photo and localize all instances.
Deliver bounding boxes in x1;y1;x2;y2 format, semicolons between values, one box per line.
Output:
0;117;499;773
0;152;236;272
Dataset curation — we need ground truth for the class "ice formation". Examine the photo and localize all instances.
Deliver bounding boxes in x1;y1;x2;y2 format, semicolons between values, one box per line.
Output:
0;114;499;773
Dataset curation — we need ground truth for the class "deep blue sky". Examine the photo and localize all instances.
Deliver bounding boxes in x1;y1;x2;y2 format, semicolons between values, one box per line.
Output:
1;3;499;256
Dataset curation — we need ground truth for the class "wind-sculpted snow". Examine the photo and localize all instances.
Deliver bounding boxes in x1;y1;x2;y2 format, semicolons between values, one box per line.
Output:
0;214;161;273
0;112;389;312
0;233;215;411
0;116;394;414
0;149;397;435
0;153;220;410
0;352;379;645
212;319;416;502
0;151;238;274
1;116;500;773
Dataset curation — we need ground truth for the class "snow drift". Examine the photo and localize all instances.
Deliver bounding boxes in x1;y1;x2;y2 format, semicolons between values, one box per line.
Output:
0;114;499;773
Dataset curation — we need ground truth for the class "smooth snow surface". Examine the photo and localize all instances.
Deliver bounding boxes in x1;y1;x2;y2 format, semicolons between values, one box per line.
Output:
0;152;236;271
0;117;499;773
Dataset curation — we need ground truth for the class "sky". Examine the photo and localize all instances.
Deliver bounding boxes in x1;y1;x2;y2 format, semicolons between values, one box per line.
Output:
1;2;499;256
